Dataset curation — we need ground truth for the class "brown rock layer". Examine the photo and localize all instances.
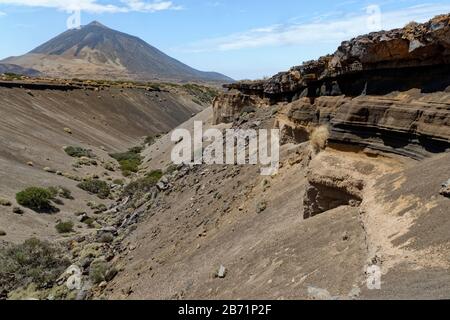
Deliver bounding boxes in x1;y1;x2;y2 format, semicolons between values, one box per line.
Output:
213;14;450;159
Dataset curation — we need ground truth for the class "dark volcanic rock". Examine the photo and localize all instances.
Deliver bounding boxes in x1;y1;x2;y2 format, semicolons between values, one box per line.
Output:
224;14;450;96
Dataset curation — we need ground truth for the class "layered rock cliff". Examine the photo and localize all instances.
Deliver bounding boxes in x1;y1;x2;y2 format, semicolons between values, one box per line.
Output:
213;14;450;159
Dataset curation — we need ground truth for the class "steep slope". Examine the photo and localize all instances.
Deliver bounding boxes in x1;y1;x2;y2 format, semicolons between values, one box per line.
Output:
0;79;206;243
2;21;232;83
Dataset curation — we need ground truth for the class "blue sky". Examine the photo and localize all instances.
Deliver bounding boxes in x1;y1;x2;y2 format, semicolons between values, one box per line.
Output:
0;0;449;80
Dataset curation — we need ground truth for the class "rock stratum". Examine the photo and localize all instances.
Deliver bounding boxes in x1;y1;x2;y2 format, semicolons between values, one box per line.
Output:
214;14;450;159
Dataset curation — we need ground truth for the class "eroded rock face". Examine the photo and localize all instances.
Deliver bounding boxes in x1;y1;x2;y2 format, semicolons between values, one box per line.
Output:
212;90;265;124
303;172;364;219
215;14;450;158
225;14;450;97
277;93;450;159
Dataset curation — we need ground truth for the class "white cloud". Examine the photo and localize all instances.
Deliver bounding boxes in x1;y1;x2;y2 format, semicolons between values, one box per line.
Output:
0;10;5;16
184;3;450;52
0;0;182;13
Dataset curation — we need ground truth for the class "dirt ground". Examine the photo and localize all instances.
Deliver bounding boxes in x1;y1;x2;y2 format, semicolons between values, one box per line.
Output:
0;85;203;243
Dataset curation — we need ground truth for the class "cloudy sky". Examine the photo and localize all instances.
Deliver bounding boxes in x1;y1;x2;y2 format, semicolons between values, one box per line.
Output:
0;0;449;79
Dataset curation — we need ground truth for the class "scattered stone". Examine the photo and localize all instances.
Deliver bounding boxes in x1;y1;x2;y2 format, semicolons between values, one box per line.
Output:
79;213;91;223
43;167;56;173
64;127;73;134
216;265;227;279
98;226;118;237
74;211;87;217
342;231;350;241
256;201;267;213
27;161;34;167
157;176;170;191
105;268;118;282
0;230;6;236
440;179;450;198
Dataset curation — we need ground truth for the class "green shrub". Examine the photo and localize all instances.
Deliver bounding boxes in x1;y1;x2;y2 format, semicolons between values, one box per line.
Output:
16;187;53;212
89;261;109;284
58;187;73;200
82;218;96;228
92;203;107;214
110;146;143;175
77;180;110;199
0;238;70;292
113;179;125;186
64;146;94;158
146;169;163;180
47;186;59;199
47;186;73;200
55;221;74;234
165;164;178;175
123;170;163;196
119;158;141;173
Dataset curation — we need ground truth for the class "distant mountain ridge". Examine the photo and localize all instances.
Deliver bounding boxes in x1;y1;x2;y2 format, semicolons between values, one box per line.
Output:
2;21;233;83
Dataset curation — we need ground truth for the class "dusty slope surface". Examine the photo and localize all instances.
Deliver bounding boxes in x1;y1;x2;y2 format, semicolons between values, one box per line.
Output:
102;105;447;300
3;21;233;83
360;152;450;299
0;82;204;243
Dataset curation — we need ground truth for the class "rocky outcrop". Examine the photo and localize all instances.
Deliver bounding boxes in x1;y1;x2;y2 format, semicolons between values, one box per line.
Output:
214;14;450;159
212;91;266;124
303;172;364;219
224;14;450;98
276;93;450;159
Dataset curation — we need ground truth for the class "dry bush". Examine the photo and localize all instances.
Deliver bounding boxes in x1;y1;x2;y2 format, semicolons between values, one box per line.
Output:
310;125;330;153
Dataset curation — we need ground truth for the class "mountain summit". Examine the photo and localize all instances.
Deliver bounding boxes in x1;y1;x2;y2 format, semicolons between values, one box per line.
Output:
2;21;232;83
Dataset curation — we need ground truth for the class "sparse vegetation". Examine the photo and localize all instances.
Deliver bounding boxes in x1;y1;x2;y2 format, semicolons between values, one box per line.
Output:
64;146;94;158
3;72;22;81
89;260;109;284
182;83;219;104
82;217;96;228
58;187;73;200
110;146;143;175
77;180;110;199
47;186;73;201
113;179;125;186
92;203;107;214
123;169;163;196
144;135;159;145
98;233;114;244
310;125;330;153
164;164;178;175
16;187;53;212
0;238;70;293
0;198;12;206
55;221;74;234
